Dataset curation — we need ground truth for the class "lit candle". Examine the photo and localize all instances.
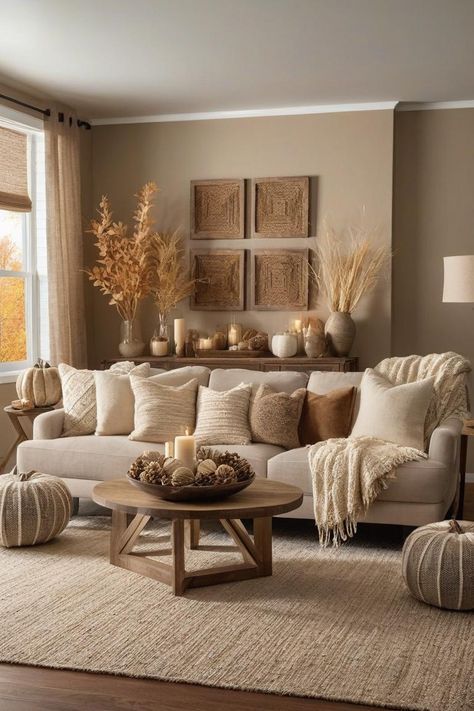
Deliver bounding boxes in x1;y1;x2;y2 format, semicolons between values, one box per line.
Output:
294;319;302;332
174;318;185;357
198;337;213;350
174;427;196;470
227;321;242;346
165;441;174;458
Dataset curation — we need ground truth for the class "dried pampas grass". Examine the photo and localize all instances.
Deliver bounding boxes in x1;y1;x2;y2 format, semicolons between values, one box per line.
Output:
310;222;390;314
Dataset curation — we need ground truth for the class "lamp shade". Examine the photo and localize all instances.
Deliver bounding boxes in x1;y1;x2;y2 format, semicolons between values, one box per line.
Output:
443;255;474;303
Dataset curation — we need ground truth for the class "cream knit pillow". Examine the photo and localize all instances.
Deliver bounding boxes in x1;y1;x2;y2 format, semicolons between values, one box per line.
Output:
351;369;434;450
59;363;97;437
194;384;252;446
129;376;199;443
94;363;150;436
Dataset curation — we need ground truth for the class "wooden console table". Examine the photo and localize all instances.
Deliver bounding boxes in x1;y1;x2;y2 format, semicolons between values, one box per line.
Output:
102;355;359;374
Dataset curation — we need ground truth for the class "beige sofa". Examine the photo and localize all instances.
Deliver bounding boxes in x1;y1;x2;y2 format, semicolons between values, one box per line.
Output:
17;366;462;527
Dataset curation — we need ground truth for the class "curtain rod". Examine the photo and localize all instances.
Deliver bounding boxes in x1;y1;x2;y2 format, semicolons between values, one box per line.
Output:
0;92;91;130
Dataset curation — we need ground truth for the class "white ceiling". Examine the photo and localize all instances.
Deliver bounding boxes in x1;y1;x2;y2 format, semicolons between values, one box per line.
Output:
1;0;474;120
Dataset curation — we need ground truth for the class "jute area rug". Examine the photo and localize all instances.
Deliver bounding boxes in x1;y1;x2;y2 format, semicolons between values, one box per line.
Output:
0;516;472;711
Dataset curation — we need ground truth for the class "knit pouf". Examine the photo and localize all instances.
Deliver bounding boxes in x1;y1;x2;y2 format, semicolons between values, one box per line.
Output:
0;468;72;548
402;520;474;610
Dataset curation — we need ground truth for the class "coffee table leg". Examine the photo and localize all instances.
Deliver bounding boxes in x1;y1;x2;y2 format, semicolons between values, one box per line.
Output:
185;519;200;549
172;519;186;595
254;516;272;576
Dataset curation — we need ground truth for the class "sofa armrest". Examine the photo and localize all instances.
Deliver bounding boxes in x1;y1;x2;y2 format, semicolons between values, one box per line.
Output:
428;417;463;469
33;408;65;440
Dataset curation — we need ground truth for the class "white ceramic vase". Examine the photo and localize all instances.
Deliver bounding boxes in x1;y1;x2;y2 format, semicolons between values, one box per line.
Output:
271;333;298;358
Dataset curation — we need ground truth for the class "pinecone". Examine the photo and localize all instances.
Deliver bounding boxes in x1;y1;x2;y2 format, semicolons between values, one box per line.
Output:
140;461;164;484
214;464;237;484
218;451;254;481
128;455;149;480
142;451;165;467
196;446;216;463
195;470;215;486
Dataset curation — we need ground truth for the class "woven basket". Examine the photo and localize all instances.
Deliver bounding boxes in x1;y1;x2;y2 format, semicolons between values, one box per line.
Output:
0;468;72;548
402;520;474;610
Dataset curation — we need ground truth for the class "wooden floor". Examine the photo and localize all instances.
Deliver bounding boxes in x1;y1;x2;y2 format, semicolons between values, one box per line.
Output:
1;483;472;711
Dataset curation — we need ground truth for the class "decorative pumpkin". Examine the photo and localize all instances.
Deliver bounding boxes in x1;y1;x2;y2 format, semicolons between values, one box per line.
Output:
271;333;298;359
402;520;474;610
0;468;72;548
16;360;62;407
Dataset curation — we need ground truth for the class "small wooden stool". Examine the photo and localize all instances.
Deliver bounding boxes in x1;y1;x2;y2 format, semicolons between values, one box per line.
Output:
0;405;54;474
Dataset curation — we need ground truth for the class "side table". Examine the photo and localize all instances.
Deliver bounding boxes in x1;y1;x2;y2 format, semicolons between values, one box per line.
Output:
459;420;474;518
0;405;54;474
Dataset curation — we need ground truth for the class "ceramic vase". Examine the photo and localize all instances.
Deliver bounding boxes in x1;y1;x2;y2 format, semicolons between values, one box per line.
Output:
324;312;356;357
271;333;298;358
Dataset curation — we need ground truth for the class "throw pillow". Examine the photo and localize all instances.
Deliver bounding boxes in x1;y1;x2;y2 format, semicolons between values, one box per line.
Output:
59;363;97;437
250;384;306;449
94;363;150;436
299;386;357;446
351;369;434;450
129;376;199;443
194;384;252;446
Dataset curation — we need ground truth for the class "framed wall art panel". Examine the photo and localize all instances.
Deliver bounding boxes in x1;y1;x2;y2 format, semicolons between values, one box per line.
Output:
250;249;308;311
191;179;245;239
251;176;309;238
191;249;245;311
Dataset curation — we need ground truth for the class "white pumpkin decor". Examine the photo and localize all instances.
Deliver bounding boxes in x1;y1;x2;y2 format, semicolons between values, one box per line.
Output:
16;360;62;407
0;468;72;548
402;519;474;610
271;333;298;359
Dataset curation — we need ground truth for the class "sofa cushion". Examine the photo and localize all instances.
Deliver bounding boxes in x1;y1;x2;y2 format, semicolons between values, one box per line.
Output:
17;438;279;481
94;363;151;436
209;368;308;394
147;365;210;387
299;387;357;445
267;448;449;503
307;371;363;423
18;436;165;482
351;369;434;450
194;384;252;446
130;377;199;443
250;384;305;449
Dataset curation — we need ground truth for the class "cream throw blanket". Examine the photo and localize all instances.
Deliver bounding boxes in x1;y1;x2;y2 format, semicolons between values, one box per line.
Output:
308;352;471;546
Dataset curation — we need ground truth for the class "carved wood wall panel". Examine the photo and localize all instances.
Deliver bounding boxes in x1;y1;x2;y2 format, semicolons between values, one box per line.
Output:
251;176;309;238
191;250;245;311
251;249;308;311
191;179;245;239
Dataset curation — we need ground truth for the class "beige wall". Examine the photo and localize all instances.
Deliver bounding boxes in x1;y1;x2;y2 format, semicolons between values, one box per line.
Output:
393;108;474;467
88;111;395;368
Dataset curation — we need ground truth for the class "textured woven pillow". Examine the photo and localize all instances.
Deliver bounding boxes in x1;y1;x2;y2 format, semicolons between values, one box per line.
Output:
250;384;306;449
299;386;356;446
129;376;199;443
351;369;434;450
59;363;97;437
94;363;150;436
194;384;252;446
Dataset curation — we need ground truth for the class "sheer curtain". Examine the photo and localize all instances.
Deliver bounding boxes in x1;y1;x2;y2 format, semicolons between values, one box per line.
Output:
45;107;87;368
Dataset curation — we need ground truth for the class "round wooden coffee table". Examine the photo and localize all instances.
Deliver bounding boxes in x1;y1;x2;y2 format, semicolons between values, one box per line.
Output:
93;478;303;596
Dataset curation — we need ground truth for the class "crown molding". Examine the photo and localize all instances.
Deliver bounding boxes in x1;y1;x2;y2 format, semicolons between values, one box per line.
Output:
90;101;399;126
397;100;474;112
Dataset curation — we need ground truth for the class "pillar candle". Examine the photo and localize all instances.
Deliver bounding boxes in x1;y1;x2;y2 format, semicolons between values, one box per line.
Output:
174;318;185;357
198;337;213;350
227;322;242;346
174;429;196;470
165;441;174;458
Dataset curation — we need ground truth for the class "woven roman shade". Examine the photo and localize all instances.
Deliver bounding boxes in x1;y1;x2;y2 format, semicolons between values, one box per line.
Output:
0;126;31;211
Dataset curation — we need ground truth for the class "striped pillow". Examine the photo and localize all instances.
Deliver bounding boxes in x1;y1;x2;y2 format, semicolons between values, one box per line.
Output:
129;376;199;443
194;384;252;446
59;363;97;437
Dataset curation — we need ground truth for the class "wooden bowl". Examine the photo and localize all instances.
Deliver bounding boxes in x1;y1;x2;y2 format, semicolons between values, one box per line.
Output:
126;474;256;502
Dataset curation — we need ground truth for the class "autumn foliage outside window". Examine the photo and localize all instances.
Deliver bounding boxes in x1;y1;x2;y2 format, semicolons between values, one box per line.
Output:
0;210;27;364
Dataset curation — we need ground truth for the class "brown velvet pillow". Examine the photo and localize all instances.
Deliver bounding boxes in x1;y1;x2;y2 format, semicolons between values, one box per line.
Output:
250;384;306;449
299;386;357;446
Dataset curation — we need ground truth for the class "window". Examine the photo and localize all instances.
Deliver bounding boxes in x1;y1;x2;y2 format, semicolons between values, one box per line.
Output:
0;107;47;380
